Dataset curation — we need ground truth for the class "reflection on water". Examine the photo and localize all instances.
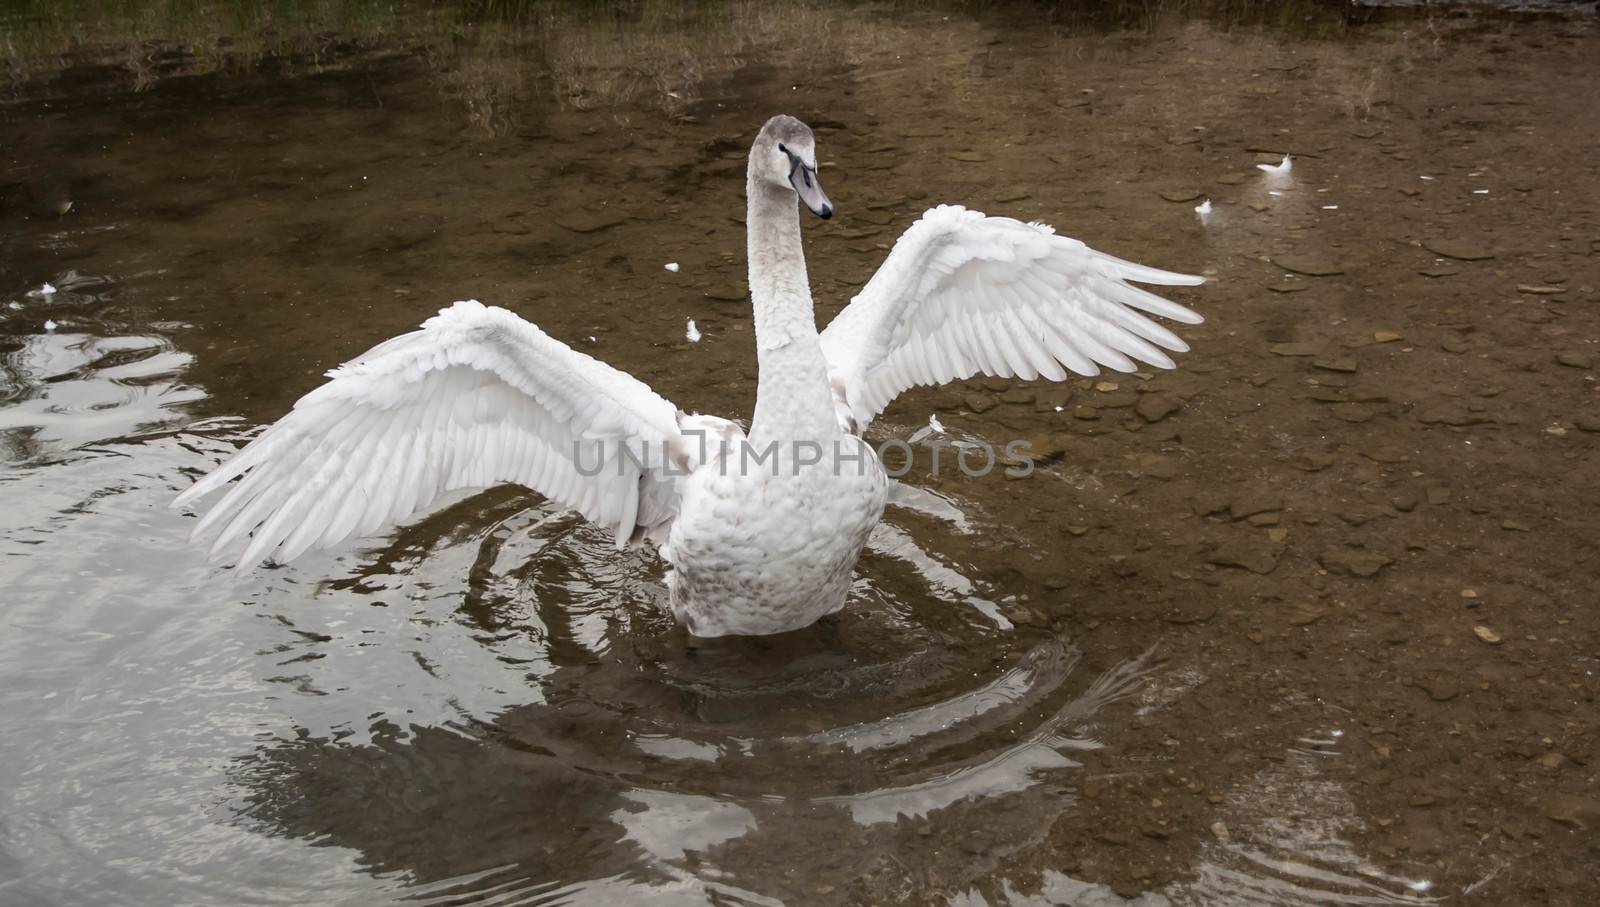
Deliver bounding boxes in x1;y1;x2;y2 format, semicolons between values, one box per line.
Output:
4;0;1595;904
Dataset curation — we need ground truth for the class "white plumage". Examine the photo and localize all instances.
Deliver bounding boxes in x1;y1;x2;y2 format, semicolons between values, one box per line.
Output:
175;115;1204;637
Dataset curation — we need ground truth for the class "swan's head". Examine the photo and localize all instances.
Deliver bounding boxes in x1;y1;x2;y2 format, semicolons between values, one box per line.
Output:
752;114;832;220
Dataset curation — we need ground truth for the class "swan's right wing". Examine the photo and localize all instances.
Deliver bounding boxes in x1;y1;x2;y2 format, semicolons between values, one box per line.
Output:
174;300;692;570
819;205;1204;432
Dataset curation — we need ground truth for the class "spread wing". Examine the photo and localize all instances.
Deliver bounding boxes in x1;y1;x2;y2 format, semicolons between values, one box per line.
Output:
819;205;1204;432
174;300;693;570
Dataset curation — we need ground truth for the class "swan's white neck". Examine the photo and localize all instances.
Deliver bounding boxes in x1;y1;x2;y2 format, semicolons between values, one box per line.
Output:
746;175;837;447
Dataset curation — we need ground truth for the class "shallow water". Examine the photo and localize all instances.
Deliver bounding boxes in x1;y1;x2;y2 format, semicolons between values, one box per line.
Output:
3;2;1598;905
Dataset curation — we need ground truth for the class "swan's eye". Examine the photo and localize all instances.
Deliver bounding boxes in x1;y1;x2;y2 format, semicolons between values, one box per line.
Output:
777;143;789;154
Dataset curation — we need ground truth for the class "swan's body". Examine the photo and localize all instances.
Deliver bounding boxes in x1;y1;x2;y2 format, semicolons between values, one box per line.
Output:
175;115;1205;637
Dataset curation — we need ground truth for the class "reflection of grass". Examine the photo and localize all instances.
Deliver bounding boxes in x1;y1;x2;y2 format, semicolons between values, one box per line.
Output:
1;0;1382;116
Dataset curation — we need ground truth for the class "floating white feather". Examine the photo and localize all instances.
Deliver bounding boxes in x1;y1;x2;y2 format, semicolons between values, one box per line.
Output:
1256;155;1292;176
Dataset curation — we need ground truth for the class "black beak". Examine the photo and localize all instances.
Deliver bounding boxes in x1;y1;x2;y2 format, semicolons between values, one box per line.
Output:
784;151;833;219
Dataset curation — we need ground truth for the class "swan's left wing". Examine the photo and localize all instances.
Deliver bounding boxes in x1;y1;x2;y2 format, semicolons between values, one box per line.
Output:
819;205;1204;432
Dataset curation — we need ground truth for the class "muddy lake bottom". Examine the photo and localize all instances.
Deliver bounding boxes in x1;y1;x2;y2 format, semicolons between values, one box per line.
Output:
1;2;1598;905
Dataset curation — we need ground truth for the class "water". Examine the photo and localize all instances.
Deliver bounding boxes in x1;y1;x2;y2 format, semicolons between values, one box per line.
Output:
3;2;1598;904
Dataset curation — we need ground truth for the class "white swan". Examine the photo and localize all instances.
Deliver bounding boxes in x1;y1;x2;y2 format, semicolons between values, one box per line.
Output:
174;115;1205;637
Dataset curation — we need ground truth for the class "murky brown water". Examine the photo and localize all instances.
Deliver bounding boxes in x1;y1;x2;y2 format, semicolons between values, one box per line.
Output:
4;2;1599;905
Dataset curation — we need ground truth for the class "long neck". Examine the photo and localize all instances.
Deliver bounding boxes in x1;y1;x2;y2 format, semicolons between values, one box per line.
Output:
746;176;837;446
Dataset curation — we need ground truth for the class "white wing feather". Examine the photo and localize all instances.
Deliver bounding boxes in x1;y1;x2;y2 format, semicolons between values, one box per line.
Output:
173;300;690;570
819;205;1204;431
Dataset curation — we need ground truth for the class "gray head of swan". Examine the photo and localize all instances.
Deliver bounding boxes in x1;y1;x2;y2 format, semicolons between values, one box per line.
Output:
752;114;832;219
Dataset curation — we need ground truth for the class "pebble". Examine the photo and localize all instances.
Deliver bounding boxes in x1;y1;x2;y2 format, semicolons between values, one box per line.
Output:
1160;188;1205;203
1014;434;1067;464
1137;453;1177;479
1517;285;1567;295
1419;266;1460;278
1418;678;1460;702
1269;342;1321;357
1313;357;1359;373
703;284;748;302
1417;406;1491;426
554;213;627;233
1270;253;1345;277
1555;352;1593;369
1501;520;1531;532
1542;794;1600;829
964;393;999;414
1135;394;1181;423
1268;283;1309;294
1422;239;1493;261
949;151;992;163
1267;527;1289;543
1319;547;1392;577
1473;625;1503;645
1192;491;1231;517
1287;602;1327;626
1208;538;1279;575
1374;331;1404;343
1230;492;1284;520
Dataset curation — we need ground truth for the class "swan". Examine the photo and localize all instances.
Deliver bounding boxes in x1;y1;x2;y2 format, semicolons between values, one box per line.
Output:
174;115;1205;637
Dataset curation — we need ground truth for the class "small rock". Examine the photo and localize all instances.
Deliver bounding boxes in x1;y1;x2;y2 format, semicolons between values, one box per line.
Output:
1313;357;1359;373
1268;283;1309;294
554;212;627;233
703;284;748;302
1374;331;1404;343
1517;285;1567;295
1135;394;1181;423
1320;547;1392;577
1209;538;1280;575
1422;239;1494;261
1298;451;1335;471
1271;253;1345;277
1501;519;1531;532
1230;492;1284;521
949;151;992;163
1165;601;1218;624
1556;352;1594;369
1210;822;1231;841
1246;511;1280;527
1015;434;1067;464
1287;602;1327;626
1160;188;1204;203
1542;794;1600;829
1417;678;1460;701
1473;625;1503;645
1417;406;1491;426
1425;485;1452;505
1094;381;1120;392
1267;527;1289;543
1192;491;1231;517
964;393;999;414
1137;453;1178;480
1419;266;1460;278
1269;342;1322;357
